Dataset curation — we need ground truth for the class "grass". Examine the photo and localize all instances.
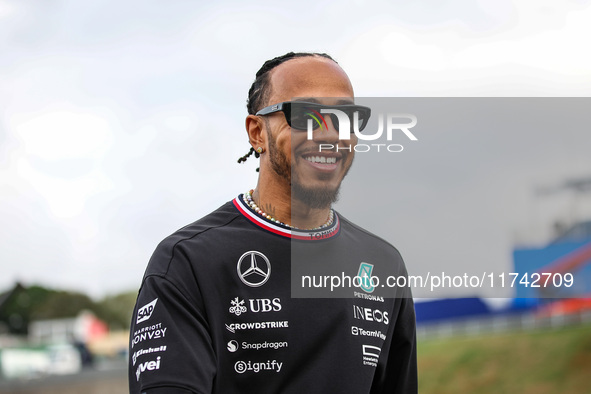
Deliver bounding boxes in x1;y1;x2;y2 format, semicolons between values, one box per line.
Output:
417;323;591;393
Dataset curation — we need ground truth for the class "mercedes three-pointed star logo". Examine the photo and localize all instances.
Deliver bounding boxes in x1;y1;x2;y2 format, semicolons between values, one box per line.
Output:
236;251;271;287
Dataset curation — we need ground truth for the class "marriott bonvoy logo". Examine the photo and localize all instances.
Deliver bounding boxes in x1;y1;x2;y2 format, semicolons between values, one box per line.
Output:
306;107;418;153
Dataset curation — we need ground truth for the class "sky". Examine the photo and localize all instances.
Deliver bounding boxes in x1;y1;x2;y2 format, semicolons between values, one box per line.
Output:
1;0;591;298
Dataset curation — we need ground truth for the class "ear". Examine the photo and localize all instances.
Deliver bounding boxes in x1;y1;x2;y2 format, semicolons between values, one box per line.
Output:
245;114;266;149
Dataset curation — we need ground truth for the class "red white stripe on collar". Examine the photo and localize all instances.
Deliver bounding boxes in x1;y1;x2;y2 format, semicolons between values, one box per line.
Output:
233;195;340;241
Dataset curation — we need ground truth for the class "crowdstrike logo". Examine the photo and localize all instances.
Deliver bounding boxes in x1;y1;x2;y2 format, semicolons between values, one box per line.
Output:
237;251;271;287
225;320;289;333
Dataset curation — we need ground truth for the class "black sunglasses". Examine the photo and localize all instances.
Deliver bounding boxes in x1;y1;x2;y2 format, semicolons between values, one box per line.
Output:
255;101;371;132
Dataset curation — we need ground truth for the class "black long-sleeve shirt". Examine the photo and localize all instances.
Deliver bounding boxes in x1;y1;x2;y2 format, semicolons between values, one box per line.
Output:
129;195;417;393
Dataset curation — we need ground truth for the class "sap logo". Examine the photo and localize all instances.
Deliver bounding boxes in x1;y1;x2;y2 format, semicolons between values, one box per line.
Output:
135;356;161;381
249;298;281;313
353;305;389;325
136;298;158;324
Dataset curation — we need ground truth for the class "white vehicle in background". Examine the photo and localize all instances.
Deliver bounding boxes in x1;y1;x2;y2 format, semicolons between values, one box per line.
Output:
0;343;81;380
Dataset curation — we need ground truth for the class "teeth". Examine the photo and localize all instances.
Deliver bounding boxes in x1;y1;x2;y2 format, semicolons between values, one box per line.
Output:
305;156;337;164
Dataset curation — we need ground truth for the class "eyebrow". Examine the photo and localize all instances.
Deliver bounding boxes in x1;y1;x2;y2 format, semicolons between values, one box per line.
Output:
292;97;355;105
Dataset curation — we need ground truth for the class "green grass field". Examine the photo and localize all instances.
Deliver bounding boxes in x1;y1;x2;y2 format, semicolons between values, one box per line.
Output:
417;323;591;393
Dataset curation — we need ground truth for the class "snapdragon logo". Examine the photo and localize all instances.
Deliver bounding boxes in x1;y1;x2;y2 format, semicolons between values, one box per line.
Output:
307;108;418;153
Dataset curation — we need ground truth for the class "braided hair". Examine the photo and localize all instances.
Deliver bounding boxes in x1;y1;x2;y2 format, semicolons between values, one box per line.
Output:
238;52;336;171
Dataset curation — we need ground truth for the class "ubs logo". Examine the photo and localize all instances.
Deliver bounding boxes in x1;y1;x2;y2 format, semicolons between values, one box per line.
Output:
237;251;271;287
229;297;282;316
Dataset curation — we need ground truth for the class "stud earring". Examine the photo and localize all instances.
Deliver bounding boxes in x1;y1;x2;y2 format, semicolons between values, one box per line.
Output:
256;147;264;154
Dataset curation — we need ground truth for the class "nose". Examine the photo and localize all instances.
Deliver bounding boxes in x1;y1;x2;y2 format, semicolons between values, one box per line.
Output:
311;114;341;144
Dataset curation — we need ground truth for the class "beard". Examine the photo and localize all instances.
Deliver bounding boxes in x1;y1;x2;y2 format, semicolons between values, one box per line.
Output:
267;131;349;210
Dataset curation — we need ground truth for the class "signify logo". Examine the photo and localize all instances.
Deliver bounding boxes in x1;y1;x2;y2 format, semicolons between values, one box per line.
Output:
306;108;418;153
234;359;283;374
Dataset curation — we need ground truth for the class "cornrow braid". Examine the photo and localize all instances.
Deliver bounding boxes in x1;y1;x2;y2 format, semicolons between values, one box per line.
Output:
246;52;336;115
237;146;261;172
238;52;336;171
237;146;260;164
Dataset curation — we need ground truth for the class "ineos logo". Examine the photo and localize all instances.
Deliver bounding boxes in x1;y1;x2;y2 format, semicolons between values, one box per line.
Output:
353;305;390;325
237;251;271;287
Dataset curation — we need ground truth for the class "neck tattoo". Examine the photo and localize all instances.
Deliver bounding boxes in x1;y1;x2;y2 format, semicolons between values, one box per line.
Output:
243;190;334;230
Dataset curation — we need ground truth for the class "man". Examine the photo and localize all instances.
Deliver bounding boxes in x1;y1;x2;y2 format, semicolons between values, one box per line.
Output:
129;52;417;393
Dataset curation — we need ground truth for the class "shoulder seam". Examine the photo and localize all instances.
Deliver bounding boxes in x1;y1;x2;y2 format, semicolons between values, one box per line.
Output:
164;213;242;276
337;213;403;257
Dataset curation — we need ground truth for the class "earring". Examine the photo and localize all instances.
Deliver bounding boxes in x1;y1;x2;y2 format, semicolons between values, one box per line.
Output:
256;147;264;154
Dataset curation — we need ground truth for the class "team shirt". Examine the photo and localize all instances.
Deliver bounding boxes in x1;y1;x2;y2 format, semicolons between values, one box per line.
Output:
129;195;417;393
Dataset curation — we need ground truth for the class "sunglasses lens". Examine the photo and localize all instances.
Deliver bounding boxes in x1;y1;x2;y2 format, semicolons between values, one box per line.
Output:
289;104;371;132
290;106;319;130
355;109;370;132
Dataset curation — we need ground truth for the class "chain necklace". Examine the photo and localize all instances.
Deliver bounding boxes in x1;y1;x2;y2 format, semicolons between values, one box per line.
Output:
243;190;334;230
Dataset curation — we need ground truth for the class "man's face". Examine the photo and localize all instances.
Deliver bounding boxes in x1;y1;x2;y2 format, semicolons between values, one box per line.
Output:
263;57;357;209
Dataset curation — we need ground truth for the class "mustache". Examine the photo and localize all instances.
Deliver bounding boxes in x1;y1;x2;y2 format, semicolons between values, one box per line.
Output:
296;145;347;157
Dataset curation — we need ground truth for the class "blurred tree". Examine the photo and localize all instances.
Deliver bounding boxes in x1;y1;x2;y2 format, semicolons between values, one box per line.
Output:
31;290;96;320
0;284;137;334
94;291;137;330
0;283;53;335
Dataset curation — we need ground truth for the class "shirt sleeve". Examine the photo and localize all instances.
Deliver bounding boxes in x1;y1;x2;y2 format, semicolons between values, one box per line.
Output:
128;274;216;394
371;296;418;394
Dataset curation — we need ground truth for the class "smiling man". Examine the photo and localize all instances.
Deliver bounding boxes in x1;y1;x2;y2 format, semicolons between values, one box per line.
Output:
129;52;417;393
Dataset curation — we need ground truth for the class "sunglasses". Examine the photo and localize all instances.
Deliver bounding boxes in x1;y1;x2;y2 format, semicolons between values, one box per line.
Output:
255;101;371;132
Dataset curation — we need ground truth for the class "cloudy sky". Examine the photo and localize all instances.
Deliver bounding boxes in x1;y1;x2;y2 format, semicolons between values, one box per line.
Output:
1;0;590;298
